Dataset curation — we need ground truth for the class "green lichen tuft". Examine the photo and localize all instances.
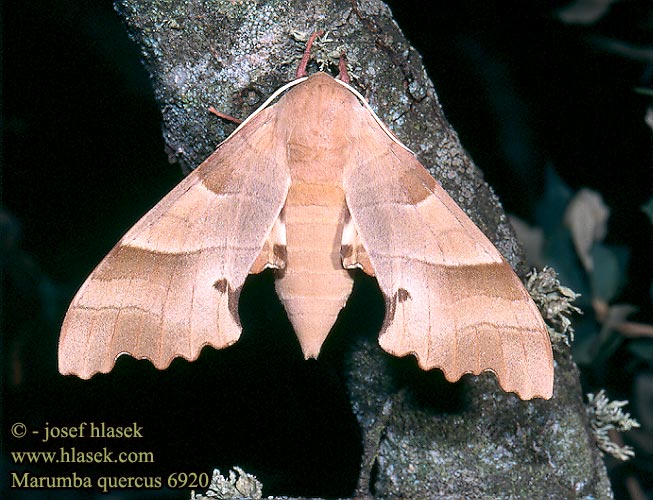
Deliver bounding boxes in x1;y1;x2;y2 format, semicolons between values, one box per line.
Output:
527;266;582;346
291;30;352;73
586;389;640;461
190;467;263;500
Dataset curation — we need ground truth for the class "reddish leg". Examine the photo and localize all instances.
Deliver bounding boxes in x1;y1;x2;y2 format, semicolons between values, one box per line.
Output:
295;30;325;79
338;54;350;84
208;106;243;125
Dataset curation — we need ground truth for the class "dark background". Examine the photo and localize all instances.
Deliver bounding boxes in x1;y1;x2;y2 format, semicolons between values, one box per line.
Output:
3;1;652;499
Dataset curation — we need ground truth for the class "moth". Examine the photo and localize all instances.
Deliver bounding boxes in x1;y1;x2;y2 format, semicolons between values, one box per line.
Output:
59;36;553;400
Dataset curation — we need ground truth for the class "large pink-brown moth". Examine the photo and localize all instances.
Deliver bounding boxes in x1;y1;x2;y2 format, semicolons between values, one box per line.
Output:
59;34;553;400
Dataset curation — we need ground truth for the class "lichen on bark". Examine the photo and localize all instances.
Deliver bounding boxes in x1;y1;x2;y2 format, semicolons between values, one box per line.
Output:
113;0;614;498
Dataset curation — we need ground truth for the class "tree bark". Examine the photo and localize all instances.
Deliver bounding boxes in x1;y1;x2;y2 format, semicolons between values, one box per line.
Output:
113;0;614;498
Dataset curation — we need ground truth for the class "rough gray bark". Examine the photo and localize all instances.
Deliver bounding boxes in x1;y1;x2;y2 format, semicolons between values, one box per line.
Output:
113;0;613;498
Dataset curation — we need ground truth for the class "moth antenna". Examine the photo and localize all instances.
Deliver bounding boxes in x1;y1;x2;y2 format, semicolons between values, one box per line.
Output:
208;106;243;125
296;29;325;79
337;53;350;84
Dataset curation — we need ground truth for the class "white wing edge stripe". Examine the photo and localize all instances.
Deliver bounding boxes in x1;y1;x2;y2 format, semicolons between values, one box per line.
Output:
216;74;414;157
333;78;415;155
222;77;309;141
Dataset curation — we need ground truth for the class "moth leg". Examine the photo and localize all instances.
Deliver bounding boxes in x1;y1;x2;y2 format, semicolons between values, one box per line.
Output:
208;106;242;124
337;54;350;84
341;211;375;276
250;212;287;273
295;30;325;79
